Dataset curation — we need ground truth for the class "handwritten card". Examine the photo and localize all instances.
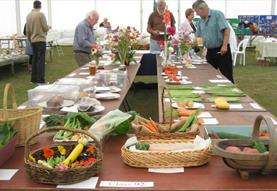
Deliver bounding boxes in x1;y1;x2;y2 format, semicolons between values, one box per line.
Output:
229;104;243;109
67;73;76;77
100;181;154;188
250;103;263;110
79;72;89;76
198;112;212;118
202;118;219;125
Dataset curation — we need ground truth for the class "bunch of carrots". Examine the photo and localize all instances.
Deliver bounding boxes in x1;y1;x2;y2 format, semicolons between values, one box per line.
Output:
139;118;160;133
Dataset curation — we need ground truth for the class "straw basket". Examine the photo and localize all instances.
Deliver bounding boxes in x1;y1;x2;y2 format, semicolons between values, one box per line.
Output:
214;115;277;179
134;87;200;140
0;83;42;146
133;115;199;140
24;126;102;184
121;139;212;168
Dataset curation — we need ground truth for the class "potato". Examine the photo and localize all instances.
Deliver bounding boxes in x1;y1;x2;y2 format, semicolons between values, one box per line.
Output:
225;146;241;153
242;147;259;153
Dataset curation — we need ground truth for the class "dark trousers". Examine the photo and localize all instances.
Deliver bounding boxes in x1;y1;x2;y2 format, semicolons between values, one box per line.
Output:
206;45;234;83
31;42;46;83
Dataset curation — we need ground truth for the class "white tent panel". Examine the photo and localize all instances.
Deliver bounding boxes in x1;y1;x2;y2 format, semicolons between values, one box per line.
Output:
52;0;95;31
0;1;16;35
20;0;48;33
226;0;271;18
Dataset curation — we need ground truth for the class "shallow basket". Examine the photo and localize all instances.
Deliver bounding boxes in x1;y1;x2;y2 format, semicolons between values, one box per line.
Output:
121;139;212;168
133;115;199;140
0;83;42;146
214;115;277;179
24;126;102;184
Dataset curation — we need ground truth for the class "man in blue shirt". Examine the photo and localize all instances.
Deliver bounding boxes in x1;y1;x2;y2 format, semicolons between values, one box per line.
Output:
193;0;234;83
73;10;99;66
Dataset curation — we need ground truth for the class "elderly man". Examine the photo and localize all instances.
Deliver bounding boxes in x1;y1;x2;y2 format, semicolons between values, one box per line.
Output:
26;0;51;84
193;0;234;83
147;0;175;53
73;10;99;67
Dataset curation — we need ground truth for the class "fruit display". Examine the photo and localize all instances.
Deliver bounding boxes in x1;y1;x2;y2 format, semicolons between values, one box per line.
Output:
215;97;230;110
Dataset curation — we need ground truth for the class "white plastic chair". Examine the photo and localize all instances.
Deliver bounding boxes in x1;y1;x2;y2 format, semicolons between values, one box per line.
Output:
233;39;249;66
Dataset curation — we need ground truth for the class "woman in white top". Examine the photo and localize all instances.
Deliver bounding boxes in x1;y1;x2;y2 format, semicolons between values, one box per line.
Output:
179;8;196;41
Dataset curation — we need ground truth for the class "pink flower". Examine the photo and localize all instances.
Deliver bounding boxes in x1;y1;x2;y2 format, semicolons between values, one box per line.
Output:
167;27;176;36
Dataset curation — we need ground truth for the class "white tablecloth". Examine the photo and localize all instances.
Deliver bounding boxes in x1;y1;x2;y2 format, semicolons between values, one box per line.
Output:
256;39;277;58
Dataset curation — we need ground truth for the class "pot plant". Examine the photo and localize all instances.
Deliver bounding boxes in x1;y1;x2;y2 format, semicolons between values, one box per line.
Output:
0;123;17;166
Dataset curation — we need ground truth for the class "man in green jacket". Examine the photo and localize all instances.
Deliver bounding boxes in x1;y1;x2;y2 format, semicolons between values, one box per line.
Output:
26;0;51;84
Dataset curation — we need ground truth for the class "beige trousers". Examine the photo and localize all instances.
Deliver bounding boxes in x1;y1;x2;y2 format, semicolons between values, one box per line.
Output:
74;52;91;67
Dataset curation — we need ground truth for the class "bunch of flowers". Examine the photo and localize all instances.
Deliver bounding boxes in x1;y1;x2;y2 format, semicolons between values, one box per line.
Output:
161;9;176;65
108;27;136;65
91;45;103;65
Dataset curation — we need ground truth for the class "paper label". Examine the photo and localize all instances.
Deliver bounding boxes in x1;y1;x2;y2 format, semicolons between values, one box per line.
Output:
250;103;263;110
0;169;18;180
100;181;154;188
79;72;89;75
202;118;219;125
198;112;212;118
57;177;99;189
148;167;184;173
229;104;243;109
67;73;76;77
209;79;231;84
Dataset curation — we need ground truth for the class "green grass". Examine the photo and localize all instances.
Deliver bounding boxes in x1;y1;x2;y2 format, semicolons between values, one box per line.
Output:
0;46;277;119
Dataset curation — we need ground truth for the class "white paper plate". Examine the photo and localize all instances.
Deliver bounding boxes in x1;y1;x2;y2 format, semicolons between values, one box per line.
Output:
38;100;75;109
110;86;121;93
172;102;204;109
95;93;120;100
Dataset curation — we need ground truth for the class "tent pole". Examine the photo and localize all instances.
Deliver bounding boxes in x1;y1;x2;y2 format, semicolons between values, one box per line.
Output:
15;0;21;34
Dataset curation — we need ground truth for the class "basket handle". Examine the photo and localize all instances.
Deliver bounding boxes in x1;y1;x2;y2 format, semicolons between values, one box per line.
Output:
251;115;277;174
24;126;102;162
2;83;18;120
161;86;173;128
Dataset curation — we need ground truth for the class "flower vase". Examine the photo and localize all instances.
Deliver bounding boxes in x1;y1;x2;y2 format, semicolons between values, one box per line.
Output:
162;41;172;66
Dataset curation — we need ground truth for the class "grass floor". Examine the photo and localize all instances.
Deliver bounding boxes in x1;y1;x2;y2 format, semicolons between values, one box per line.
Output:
0;46;277;120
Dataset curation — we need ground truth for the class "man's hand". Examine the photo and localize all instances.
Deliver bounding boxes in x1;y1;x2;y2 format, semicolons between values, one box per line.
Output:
220;45;228;55
152;30;161;35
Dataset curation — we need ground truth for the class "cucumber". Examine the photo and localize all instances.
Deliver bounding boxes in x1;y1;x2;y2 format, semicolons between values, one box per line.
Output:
214;132;250;139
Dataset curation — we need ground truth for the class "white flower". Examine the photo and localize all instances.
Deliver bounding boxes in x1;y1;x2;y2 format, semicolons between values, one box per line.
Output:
168;47;174;53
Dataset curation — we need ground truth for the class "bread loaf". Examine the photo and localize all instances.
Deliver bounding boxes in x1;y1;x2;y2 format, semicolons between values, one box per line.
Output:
47;96;64;107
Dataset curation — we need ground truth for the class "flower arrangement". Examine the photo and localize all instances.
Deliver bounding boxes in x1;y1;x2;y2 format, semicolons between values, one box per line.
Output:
91;45;103;65
161;9;176;65
108;27;137;66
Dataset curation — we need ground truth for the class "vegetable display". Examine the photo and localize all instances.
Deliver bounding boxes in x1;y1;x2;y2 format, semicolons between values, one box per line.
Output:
29;138;97;170
54;112;98;141
215;97;230;110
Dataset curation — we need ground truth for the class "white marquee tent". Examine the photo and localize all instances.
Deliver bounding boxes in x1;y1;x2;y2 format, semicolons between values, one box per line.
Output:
0;0;276;35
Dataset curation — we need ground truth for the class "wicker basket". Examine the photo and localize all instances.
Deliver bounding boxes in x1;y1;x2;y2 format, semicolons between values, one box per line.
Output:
24;126;102;184
0;83;42;146
121;139;212;168
133;115;199;140
214;115;277;179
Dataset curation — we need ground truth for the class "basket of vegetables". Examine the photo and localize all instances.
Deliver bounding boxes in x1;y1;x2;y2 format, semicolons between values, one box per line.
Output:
132;86;201;140
121;136;212;168
132;112;200;140
0;83;42;146
24;126;102;184
214;115;277;179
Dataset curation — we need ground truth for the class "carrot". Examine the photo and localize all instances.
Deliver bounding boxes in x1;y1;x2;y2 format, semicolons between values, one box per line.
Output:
198;117;204;125
140;121;158;133
149;118;160;133
177;108;196;116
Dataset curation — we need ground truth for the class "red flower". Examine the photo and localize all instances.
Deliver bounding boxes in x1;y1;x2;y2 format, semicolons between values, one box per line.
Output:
167;27;176;36
163;10;171;26
42;146;54;159
156;40;165;46
79;157;97;166
86;145;96;153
